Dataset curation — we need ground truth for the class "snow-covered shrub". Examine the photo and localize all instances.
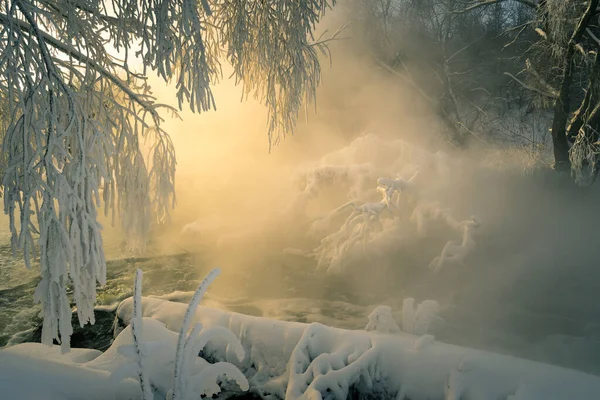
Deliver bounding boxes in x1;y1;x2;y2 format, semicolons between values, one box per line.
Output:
365;306;401;334
311;169;418;274
285;134;480;276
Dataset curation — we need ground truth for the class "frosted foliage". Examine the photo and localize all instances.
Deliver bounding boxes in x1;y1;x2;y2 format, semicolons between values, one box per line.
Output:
216;0;339;147
365;306;400;334
0;0;335;350
428;217;479;274
300;135;478;274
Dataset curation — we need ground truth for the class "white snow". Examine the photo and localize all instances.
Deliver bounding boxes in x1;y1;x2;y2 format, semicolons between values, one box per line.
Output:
2;296;600;399
116;297;600;399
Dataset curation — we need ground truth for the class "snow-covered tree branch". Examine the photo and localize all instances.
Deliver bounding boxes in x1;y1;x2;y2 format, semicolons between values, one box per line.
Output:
0;0;337;350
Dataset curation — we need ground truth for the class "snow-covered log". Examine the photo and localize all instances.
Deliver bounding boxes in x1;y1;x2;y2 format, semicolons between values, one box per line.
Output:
2;296;600;399
113;297;600;400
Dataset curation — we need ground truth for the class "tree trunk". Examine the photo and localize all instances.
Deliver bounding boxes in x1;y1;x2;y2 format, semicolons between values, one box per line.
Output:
551;57;575;172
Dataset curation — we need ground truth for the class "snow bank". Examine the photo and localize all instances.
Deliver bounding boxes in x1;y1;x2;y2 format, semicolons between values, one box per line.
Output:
114;297;600;399
0;344;140;399
3;295;600;399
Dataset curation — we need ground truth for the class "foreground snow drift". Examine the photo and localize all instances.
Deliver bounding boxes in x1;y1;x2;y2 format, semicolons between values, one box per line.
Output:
116;297;600;400
0;344;140;399
2;296;600;399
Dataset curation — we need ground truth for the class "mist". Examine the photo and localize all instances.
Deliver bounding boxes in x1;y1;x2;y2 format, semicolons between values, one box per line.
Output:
100;3;600;377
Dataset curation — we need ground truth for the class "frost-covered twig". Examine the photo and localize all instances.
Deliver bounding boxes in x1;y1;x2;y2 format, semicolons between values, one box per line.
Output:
504;72;558;99
132;269;152;400
172;268;220;399
365;306;400;334
428;217;480;273
401;298;440;335
170;268;248;400
570;126;600;186
451;0;536;14
587;28;600;48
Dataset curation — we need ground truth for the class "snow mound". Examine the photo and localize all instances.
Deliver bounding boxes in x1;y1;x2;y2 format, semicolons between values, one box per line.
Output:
118;297;600;399
3;295;600;399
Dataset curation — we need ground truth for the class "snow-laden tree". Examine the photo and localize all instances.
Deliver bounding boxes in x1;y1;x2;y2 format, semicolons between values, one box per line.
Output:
0;0;338;350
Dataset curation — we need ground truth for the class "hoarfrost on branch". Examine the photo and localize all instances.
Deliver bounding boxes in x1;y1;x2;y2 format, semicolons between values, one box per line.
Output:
0;0;337;350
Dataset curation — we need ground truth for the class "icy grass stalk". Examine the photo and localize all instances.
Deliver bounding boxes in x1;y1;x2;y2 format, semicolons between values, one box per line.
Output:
132;269;152;400
172;268;220;400
167;267;248;399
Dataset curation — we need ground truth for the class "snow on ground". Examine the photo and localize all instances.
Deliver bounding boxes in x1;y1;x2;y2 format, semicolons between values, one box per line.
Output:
2;293;600;400
6;296;598;400
0;343;140;399
115;297;600;399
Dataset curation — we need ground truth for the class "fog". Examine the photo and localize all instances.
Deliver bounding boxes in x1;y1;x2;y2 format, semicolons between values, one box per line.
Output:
105;6;600;375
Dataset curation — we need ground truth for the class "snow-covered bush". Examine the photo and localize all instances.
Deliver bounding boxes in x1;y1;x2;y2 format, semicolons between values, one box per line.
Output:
365;306;401;334
294;135;479;275
365;300;440;337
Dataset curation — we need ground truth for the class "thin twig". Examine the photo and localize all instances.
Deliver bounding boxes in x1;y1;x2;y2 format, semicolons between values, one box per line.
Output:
451;0;536;14
504;72;558;99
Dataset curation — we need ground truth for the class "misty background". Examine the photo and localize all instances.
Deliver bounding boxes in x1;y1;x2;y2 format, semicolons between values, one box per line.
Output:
2;0;600;377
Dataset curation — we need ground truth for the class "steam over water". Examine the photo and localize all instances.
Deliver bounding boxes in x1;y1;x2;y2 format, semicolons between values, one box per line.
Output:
2;15;600;380
5;132;600;376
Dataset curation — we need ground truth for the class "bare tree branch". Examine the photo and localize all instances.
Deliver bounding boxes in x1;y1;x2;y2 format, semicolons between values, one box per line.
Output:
587;28;600;47
452;0;537;15
504;72;558;98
